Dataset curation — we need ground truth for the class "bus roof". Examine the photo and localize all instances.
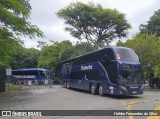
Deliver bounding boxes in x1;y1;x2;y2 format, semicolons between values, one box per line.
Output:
12;68;50;72
62;46;131;63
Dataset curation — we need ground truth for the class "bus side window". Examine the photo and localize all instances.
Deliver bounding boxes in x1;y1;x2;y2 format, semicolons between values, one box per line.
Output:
98;49;113;62
85;70;101;80
104;49;115;61
106;63;117;84
70;72;83;80
41;72;46;79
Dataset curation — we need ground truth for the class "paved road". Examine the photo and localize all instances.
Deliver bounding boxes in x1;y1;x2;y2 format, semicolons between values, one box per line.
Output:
0;85;160;119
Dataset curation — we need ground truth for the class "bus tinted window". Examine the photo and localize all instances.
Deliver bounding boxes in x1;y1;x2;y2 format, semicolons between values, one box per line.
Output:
70;72;83;79
12;70;39;75
119;65;143;84
114;48;139;62
85;70;101;80
101;49;115;61
24;70;39;75
69;70;101;80
106;63;117;84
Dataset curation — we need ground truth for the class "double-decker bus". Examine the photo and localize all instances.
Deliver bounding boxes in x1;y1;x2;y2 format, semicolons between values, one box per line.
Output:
12;68;53;84
61;46;144;96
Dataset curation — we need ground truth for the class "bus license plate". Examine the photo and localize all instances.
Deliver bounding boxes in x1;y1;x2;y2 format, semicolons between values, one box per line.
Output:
132;91;137;94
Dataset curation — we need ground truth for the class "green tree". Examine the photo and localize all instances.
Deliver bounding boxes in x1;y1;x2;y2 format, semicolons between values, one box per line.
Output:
38;40;95;76
57;2;131;47
0;28;21;67
116;40;125;47
0;0;44;68
140;9;160;36
117;33;160;78
37;41;48;49
38;40;73;76
10;47;40;69
0;0;44;39
71;41;95;57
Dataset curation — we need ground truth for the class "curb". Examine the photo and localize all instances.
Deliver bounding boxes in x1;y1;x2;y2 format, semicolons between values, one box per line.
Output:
144;89;160;91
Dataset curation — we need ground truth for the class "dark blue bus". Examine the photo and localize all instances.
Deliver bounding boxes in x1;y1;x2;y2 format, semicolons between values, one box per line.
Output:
61;46;144;96
12;68;53;84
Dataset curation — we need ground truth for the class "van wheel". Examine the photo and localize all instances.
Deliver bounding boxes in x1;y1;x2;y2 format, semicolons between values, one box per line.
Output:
99;84;104;96
66;82;70;89
91;84;96;95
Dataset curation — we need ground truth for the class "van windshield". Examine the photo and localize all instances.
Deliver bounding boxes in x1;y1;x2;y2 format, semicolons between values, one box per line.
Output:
114;48;140;62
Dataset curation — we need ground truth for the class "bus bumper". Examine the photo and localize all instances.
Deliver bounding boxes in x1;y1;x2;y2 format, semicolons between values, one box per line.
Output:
117;85;144;96
104;85;144;96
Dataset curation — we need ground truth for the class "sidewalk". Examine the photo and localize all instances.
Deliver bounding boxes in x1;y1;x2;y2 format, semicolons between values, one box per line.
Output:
144;88;160;91
144;85;160;91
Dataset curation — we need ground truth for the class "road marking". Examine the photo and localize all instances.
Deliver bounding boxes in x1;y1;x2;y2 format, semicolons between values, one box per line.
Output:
121;100;135;119
120;100;160;119
147;105;160;119
135;99;160;104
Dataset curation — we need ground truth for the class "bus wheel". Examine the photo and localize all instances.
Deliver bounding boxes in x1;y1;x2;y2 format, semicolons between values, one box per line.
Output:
91;84;96;95
99;84;104;96
64;81;67;88
66;82;70;89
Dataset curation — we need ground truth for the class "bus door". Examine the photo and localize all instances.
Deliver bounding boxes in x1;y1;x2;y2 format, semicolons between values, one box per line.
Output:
69;71;80;88
76;79;82;89
75;71;83;89
81;72;90;90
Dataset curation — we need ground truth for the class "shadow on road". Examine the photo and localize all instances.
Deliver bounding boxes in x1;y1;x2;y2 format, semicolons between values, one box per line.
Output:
65;87;142;99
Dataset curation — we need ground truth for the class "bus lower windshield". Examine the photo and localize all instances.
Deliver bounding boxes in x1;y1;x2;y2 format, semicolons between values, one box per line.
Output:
118;64;143;84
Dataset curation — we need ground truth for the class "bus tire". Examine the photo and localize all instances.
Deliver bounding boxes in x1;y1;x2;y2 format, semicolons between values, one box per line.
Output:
64;81;67;88
66;82;70;89
99;84;104;96
91;84;96;95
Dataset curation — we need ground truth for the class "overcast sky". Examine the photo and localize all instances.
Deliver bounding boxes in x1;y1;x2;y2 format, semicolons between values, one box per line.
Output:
24;0;160;48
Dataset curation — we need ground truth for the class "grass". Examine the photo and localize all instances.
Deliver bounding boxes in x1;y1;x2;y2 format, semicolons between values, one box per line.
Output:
54;77;60;84
0;83;17;96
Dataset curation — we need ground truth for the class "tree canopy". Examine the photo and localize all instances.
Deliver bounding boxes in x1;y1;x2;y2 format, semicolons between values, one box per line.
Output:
117;33;160;78
10;47;40;69
117;9;160;78
57;2;131;47
1;0;160;80
140;9;160;36
0;0;44;39
38;40;95;76
0;0;44;68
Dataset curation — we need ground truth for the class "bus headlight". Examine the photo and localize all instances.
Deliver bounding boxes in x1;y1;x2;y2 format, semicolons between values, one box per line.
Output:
140;84;144;90
120;86;127;91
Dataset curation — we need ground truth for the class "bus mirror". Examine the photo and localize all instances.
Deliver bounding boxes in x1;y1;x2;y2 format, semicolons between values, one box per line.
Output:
111;60;117;62
141;63;152;72
101;60;105;62
147;64;152;72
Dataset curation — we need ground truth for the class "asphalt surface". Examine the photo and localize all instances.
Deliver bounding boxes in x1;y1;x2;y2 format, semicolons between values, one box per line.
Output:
0;85;160;119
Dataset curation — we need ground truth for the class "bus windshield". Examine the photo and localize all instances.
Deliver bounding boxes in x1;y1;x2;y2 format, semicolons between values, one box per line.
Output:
114;48;140;62
118;65;143;84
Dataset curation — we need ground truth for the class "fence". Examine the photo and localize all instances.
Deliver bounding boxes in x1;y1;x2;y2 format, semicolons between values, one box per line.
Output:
0;68;5;92
144;79;160;91
10;79;54;92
